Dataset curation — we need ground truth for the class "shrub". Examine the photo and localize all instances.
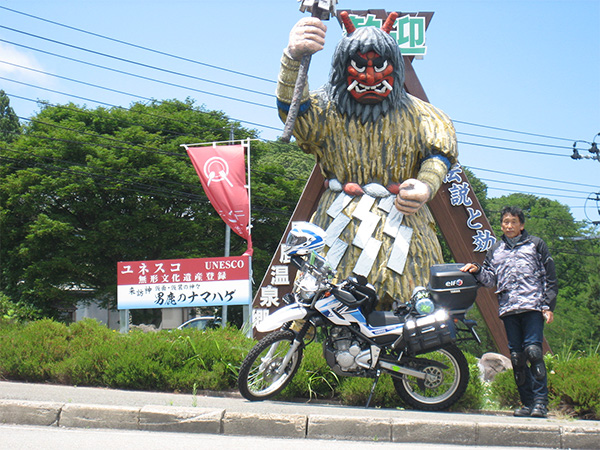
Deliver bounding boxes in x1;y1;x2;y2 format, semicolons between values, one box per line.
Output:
0;293;42;323
337;374;399;408
452;352;485;411
281;341;339;400
51;319;121;386
490;369;520;409
548;355;600;420
0;319;70;381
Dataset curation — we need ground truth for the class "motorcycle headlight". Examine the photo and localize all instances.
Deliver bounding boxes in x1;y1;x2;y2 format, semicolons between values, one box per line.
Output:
434;309;450;323
296;273;319;300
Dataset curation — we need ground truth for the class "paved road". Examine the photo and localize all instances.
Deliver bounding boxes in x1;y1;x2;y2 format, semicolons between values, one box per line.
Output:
0;381;599;448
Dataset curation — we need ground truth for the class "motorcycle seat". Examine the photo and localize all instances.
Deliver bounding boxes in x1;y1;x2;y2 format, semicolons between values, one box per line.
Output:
367;311;403;327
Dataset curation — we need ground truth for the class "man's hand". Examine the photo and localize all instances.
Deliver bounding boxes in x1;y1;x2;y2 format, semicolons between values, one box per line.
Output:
394;179;431;215
460;263;479;274
543;310;554;324
287;17;327;61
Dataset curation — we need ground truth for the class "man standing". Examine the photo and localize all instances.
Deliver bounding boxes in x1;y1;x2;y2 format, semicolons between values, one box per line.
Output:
461;206;558;418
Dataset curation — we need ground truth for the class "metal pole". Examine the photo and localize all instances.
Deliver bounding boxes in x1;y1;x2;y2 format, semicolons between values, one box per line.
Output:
221;126;235;328
245;137;253;337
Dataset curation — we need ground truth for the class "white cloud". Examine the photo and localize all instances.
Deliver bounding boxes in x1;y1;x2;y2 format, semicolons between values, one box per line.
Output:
0;42;53;87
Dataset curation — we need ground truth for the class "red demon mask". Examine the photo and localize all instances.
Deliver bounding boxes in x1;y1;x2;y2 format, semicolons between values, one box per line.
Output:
346;50;394;104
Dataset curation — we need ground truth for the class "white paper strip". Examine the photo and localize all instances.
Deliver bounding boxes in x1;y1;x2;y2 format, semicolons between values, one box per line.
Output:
352;237;382;277
352;213;380;249
327;192;352;218
324;213;351;247
327;239;349;271
377;195;395;214
351;195;376;220
387;225;413;275
383;207;404;237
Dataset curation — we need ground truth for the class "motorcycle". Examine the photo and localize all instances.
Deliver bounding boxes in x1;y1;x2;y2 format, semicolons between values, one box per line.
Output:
238;222;480;411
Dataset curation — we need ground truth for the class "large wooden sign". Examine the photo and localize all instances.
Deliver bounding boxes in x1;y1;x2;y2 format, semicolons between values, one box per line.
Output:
253;11;549;356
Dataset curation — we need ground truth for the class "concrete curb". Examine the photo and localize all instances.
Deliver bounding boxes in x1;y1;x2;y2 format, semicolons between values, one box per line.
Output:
1;399;599;448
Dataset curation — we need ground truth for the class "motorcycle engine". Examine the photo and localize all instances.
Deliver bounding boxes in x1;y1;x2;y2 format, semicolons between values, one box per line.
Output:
324;327;372;374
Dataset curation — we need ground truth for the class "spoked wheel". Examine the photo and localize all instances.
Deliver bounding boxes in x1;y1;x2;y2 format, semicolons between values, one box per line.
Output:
238;330;303;401
393;344;469;411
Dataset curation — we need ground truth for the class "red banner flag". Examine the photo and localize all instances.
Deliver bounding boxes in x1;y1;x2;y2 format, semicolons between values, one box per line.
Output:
187;145;252;255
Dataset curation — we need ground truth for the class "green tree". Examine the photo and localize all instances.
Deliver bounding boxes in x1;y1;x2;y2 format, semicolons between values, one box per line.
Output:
249;141;314;281
0;90;21;142
0;99;278;317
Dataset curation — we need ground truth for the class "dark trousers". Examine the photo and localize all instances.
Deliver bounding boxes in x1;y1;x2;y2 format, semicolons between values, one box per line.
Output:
501;310;548;406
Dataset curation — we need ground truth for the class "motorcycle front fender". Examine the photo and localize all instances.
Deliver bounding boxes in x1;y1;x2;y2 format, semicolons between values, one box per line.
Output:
256;303;308;333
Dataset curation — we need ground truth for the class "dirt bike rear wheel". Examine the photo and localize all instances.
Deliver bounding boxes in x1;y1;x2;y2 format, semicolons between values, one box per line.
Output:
393;344;469;411
238;330;303;401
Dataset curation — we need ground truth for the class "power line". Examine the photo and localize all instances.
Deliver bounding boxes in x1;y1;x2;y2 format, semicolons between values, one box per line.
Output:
0;5;277;85
0;38;275;100
3;95;593;212
2;8;587;146
2;85;282;133
465;165;599;189
0;59;276;111
477;178;592;195
0;25;278;103
458;141;570;158
453;120;577;143
457;131;572;151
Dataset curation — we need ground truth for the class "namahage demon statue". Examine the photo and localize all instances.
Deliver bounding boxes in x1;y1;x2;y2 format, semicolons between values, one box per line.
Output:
277;12;458;306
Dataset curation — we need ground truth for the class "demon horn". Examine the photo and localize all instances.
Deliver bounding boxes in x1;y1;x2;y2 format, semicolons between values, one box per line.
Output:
340;11;356;34
381;11;399;34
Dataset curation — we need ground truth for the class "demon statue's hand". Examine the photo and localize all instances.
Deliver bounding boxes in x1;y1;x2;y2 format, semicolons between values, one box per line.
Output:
287;17;327;61
394;179;432;215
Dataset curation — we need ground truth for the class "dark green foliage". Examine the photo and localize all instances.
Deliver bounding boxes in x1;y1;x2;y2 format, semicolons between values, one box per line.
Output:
548;355;600;420
489;369;521;409
2;319;598;418
0;318;254;392
0;99;313;317
452;352;485;411
0;90;21;142
490;352;600;420
282;341;339;400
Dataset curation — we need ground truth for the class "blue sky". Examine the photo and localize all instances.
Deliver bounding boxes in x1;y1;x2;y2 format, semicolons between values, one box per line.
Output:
1;0;599;225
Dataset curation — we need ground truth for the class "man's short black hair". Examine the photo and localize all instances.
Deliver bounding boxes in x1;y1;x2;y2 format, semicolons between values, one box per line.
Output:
501;206;525;224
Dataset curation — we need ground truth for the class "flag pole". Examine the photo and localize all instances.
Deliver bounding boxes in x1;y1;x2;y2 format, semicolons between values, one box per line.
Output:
244;137;253;336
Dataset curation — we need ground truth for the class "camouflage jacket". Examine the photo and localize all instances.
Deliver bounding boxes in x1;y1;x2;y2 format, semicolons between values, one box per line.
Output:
475;230;558;317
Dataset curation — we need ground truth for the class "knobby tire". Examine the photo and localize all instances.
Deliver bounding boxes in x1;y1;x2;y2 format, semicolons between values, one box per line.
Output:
393;344;469;411
237;330;303;401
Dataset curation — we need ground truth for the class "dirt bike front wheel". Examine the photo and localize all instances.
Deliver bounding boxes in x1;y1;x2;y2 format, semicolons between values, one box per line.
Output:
393;344;469;411
237;330;303;401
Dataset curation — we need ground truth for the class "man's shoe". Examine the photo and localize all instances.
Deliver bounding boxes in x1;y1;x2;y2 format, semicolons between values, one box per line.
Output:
514;406;532;417
530;403;548;418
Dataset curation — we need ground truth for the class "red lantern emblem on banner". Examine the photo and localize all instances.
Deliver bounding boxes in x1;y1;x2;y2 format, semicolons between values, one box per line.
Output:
187;145;252;255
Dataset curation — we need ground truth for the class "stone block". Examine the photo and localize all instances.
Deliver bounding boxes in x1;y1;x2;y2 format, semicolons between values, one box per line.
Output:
0;399;61;426
139;405;223;434
222;412;306;438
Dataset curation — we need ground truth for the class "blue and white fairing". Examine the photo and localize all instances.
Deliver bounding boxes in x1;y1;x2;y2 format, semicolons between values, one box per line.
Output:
315;297;404;338
255;302;308;333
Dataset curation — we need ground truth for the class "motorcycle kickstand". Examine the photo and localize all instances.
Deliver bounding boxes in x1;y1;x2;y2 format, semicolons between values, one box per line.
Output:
365;369;381;408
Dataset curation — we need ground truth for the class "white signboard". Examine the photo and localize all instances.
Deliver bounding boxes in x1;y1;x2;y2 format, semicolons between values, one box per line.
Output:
117;255;251;310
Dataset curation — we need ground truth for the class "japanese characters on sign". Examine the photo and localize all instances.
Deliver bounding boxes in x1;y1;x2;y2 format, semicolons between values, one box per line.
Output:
344;12;427;56
444;164;496;253
117;256;251;310
252;246;291;329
